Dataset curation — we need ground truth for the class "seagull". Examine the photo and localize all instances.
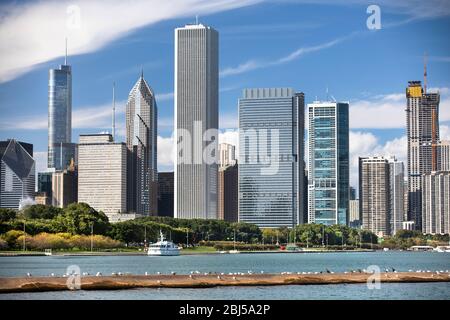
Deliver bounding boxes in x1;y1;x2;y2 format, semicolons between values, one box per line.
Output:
326;269;331;274
391;268;395;272
118;272;123;276
189;274;193;279
157;280;161;284
26;273;32;277
157;272;161;275
96;272;102;277
50;273;55;277
217;276;221;280
111;272;117;276
232;276;236;280
171;272;176;275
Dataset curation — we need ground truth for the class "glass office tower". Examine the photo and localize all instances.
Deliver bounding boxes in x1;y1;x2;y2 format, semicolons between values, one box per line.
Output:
239;88;306;228
48;63;75;170
308;101;349;225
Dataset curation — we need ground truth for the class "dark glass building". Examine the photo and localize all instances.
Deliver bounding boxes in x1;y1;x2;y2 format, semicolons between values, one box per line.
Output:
158;172;174;217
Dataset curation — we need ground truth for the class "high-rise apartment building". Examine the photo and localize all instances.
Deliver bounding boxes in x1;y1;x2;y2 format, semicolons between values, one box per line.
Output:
308;101;349;225
239;88;306;228
349;199;360;228
359;157;391;237
388;157;405;236
406;80;440;230
0;140;35;209
422;171;449;235
126;73;158;216
174;23;219;219
78;134;127;218
219;143;236;168
48;54;75;170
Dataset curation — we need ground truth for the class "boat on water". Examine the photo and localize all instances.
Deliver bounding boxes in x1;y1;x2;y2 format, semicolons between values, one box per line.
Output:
147;230;180;256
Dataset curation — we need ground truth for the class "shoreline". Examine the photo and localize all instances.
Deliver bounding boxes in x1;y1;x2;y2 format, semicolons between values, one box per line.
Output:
0;249;378;257
0;272;449;293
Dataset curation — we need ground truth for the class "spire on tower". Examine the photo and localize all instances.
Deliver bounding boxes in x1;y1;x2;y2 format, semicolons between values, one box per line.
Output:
141;65;144;79
424;52;428;94
65;37;68;65
112;82;116;142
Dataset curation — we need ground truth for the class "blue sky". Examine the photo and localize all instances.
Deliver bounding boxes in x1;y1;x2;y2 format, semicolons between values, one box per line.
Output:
0;0;449;187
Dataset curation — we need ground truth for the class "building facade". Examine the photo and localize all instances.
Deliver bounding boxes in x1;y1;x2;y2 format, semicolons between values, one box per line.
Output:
158;172;174;217
78;134;127;218
52;165;77;208
388;157;405;236
349;199;360;228
174;23;219;219
48;62;75;170
308;101;349;226
0;140;35;209
126;73;158;216
38;171;53;203
218;164;238;222
422;171;450;235
239;88;306;228
406;81;440;230
219;143;236;168
359;157;391;237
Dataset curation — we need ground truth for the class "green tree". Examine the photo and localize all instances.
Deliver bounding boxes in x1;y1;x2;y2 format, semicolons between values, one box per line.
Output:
56;203;110;235
20;205;64;220
0;208;17;222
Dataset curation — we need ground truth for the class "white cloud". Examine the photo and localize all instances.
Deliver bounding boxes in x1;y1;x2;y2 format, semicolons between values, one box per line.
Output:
348;131;407;189
220;33;355;77
350;88;450;129
219;129;239;159
0;0;260;83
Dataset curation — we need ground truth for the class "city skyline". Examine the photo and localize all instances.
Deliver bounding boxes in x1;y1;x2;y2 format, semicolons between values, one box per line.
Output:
1;1;449;193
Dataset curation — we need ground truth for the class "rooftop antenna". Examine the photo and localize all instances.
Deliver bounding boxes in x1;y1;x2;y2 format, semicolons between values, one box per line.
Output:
65;37;68;65
112;82;116;142
141;65;144;78
196;15;199;25
326;86;329;101
423;52;428;94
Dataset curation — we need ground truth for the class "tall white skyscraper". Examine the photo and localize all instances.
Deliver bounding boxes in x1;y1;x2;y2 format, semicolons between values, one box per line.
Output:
174;23;219;219
126;73;158;216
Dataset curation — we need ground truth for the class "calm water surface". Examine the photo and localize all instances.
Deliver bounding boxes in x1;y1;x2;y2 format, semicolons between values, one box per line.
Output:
0;251;449;300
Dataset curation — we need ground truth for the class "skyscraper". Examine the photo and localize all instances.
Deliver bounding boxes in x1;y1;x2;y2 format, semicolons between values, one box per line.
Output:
158;172;174;217
48;51;75;170
218;163;238;222
388;157;405;235
174;23;219;219
52;162;77;208
219;143;236;168
78;134;127;218
406;80;440;231
422;171;449;235
126;73;158;216
359;157;391;237
308;101;349;225
0;140;35;209
239;88;306;228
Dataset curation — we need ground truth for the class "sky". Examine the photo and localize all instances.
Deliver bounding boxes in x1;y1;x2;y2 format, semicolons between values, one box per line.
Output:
0;0;449;189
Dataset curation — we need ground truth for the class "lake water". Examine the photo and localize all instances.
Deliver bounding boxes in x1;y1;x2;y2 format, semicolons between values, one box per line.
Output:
0;251;449;300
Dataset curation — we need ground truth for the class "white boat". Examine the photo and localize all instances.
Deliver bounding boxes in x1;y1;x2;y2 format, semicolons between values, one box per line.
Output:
147;230;180;256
